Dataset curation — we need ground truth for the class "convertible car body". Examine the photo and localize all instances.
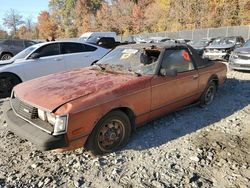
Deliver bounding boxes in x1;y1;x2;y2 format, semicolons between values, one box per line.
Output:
4;43;227;154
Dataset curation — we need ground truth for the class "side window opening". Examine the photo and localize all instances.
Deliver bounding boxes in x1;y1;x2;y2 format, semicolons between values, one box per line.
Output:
161;49;194;73
62;43;97;54
140;49;160;65
35;43;60;58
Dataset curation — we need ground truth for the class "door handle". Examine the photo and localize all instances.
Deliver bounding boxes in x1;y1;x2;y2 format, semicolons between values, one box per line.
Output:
193;75;199;79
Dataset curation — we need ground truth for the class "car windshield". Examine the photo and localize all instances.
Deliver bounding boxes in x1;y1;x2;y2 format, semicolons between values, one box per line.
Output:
12;46;37;60
86;36;99;43
211;37;236;45
96;47;161;75
243;40;250;47
191;39;209;46
79;37;89;41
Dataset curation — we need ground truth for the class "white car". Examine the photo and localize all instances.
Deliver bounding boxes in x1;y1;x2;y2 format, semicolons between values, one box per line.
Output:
0;41;110;98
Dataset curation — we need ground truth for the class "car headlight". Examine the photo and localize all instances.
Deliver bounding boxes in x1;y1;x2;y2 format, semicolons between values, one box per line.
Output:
38;109;46;121
230;52;238;59
53;115;68;135
38;109;68;135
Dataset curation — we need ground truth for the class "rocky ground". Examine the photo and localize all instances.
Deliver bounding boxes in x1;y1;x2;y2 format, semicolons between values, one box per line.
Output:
0;68;250;188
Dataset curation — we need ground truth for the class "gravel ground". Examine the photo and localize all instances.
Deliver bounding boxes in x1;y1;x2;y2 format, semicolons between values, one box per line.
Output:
0;68;250;188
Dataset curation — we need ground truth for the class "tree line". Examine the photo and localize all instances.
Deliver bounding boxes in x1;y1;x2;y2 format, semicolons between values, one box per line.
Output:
0;0;250;40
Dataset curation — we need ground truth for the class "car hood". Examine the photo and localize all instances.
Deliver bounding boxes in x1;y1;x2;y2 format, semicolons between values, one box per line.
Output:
234;47;250;54
206;44;235;50
0;59;14;66
13;67;150;112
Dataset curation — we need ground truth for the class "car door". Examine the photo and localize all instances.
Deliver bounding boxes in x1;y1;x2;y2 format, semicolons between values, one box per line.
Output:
150;47;199;119
21;43;65;81
61;42;98;70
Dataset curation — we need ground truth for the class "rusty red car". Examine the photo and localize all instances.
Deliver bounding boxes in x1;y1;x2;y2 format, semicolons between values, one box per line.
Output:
4;43;227;154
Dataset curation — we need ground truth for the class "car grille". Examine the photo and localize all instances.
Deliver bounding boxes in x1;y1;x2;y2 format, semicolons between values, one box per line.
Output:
11;97;38;120
231;63;250;68
11;96;54;133
238;54;250;60
238;64;250;68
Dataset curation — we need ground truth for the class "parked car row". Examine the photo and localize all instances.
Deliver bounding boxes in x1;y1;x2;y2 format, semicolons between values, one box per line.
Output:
133;35;250;69
2;42;227;155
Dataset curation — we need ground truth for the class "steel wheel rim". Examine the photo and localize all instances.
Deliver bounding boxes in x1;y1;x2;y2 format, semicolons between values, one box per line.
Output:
1;54;11;60
97;119;125;152
205;85;215;105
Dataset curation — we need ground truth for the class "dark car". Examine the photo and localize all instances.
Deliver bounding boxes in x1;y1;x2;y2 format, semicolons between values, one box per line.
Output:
86;37;134;49
229;39;250;71
203;36;245;61
190;38;215;56
0;39;37;60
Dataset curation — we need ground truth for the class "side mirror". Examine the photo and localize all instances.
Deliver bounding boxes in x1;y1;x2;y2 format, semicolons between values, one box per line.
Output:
98;41;103;45
29;53;40;59
235;42;242;48
160;68;177;76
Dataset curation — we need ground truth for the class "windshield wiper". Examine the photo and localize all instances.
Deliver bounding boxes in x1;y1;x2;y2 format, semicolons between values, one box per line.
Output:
133;71;142;77
95;64;106;71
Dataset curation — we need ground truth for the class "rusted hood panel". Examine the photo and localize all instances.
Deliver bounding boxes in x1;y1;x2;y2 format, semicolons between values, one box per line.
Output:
13;67;150;112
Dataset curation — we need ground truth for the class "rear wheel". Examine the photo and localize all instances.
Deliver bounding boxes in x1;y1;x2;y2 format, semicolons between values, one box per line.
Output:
0;73;21;98
86;110;131;155
1;53;13;60
200;81;216;107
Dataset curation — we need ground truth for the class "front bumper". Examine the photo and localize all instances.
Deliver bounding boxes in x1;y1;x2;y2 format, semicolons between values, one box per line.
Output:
229;58;250;71
203;52;228;60
3;102;68;151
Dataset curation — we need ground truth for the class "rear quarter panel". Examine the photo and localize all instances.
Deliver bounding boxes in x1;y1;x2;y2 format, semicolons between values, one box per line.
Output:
198;62;227;94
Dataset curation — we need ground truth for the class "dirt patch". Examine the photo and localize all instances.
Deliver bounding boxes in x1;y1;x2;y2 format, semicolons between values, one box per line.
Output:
0;69;249;187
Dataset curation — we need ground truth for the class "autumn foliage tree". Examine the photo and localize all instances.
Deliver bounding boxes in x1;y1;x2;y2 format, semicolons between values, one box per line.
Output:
75;0;92;35
35;0;250;38
17;26;28;39
37;11;57;39
0;29;8;39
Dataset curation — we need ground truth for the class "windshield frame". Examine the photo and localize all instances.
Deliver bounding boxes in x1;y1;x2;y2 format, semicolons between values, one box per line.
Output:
11;44;40;61
210;37;236;46
243;40;250;47
96;46;163;76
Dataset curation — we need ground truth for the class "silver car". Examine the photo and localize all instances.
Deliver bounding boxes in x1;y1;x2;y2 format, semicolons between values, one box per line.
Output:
203;36;245;61
229;39;250;71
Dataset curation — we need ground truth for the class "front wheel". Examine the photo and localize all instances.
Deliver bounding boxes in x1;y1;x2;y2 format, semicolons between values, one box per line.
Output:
1;53;13;60
86;110;131;155
0;73;21;98
199;81;216;107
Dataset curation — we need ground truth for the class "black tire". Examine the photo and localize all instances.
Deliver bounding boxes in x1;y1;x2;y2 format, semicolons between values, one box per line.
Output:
86;110;131;155
199;81;217;107
0;73;21;98
1;53;13;60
